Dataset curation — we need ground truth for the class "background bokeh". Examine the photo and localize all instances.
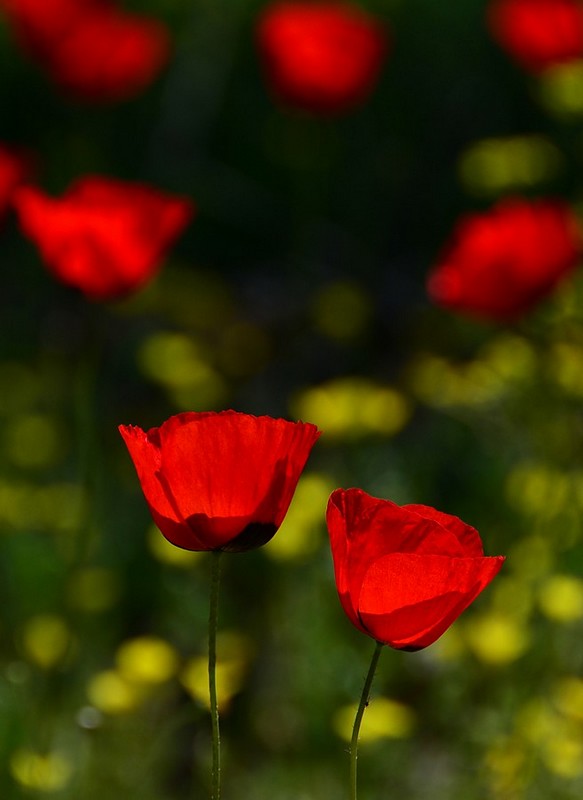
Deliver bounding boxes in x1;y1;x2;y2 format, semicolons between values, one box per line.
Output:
1;0;583;798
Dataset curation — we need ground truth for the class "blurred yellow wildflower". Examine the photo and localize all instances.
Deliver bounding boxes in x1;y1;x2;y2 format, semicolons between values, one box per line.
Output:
541;734;583;778
538;574;583;622
265;472;334;561
116;636;180;685
539;60;583;117
463;613;530;665
87;670;147;715
293;377;410;439
332;697;415;743
553;677;583;721
505;462;570;518
22;615;71;670
10;749;73;792
458;135;561;196
138;331;226;410
181;632;252;711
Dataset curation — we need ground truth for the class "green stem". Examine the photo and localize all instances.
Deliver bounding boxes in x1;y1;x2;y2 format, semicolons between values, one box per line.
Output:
208;550;222;800
350;640;384;800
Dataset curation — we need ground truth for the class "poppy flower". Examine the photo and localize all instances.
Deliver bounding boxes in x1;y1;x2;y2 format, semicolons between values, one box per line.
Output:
0;0;169;102
256;1;388;115
119;411;321;553
14;176;194;300
426;198;582;322
0;144;32;220
326;488;504;650
487;0;583;73
0;0;96;56
41;6;170;103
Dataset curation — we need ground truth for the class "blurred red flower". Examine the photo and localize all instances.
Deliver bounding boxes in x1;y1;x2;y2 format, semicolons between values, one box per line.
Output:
256;1;388;115
119;411;321;552
326;488;504;650
487;0;583;73
426;198;582;322
0;0;169;102
0;144;32;220
42;7;170;102
14;176;193;300
0;0;95;54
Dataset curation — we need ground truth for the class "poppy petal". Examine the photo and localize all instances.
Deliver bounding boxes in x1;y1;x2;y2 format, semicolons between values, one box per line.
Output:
358;552;505;649
119;424;209;551
403;504;484;556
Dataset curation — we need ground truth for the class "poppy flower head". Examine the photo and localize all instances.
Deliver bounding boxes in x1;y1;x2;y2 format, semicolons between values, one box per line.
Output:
13;176;194;301
426;198;582;322
43;7;170;103
487;0;583;73
326;488;504;650
256;1;388;115
119;411;321;553
0;0;100;56
0;0;169;102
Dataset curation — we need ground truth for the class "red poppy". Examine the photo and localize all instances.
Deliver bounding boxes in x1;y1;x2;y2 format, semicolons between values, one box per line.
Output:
426;198;582;322
326;488;504;650
0;144;32;220
119;411;321;552
0;0;96;56
487;0;583;73
256;1;388;115
42;6;170;102
14;176;194;300
0;0;169;102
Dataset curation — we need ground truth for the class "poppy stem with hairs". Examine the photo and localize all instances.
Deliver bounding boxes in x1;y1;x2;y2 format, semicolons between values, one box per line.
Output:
208;550;222;800
350;640;384;800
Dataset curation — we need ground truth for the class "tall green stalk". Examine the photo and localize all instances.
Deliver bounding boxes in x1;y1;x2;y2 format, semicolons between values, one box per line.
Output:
350;641;384;800
208;550;222;800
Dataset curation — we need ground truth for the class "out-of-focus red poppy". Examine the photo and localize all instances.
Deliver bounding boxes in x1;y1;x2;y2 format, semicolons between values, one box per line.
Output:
119;411;321;552
42;7;170;102
426;198;582;322
256;1;388;115
0;0;97;56
487;0;583;73
326;488;504;650
14;176;194;300
0;144;32;220
0;0;169;102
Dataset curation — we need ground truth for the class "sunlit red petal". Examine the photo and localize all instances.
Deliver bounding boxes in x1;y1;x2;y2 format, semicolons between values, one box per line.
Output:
118;424;209;551
403;504;484;556
46;9;169;102
358;552;505;649
156;412;320;550
427;198;582;321
14;178;193;300
488;0;583;72
257;1;387;115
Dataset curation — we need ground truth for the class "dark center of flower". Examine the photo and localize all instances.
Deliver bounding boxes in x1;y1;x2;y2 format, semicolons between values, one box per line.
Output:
219;522;278;553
